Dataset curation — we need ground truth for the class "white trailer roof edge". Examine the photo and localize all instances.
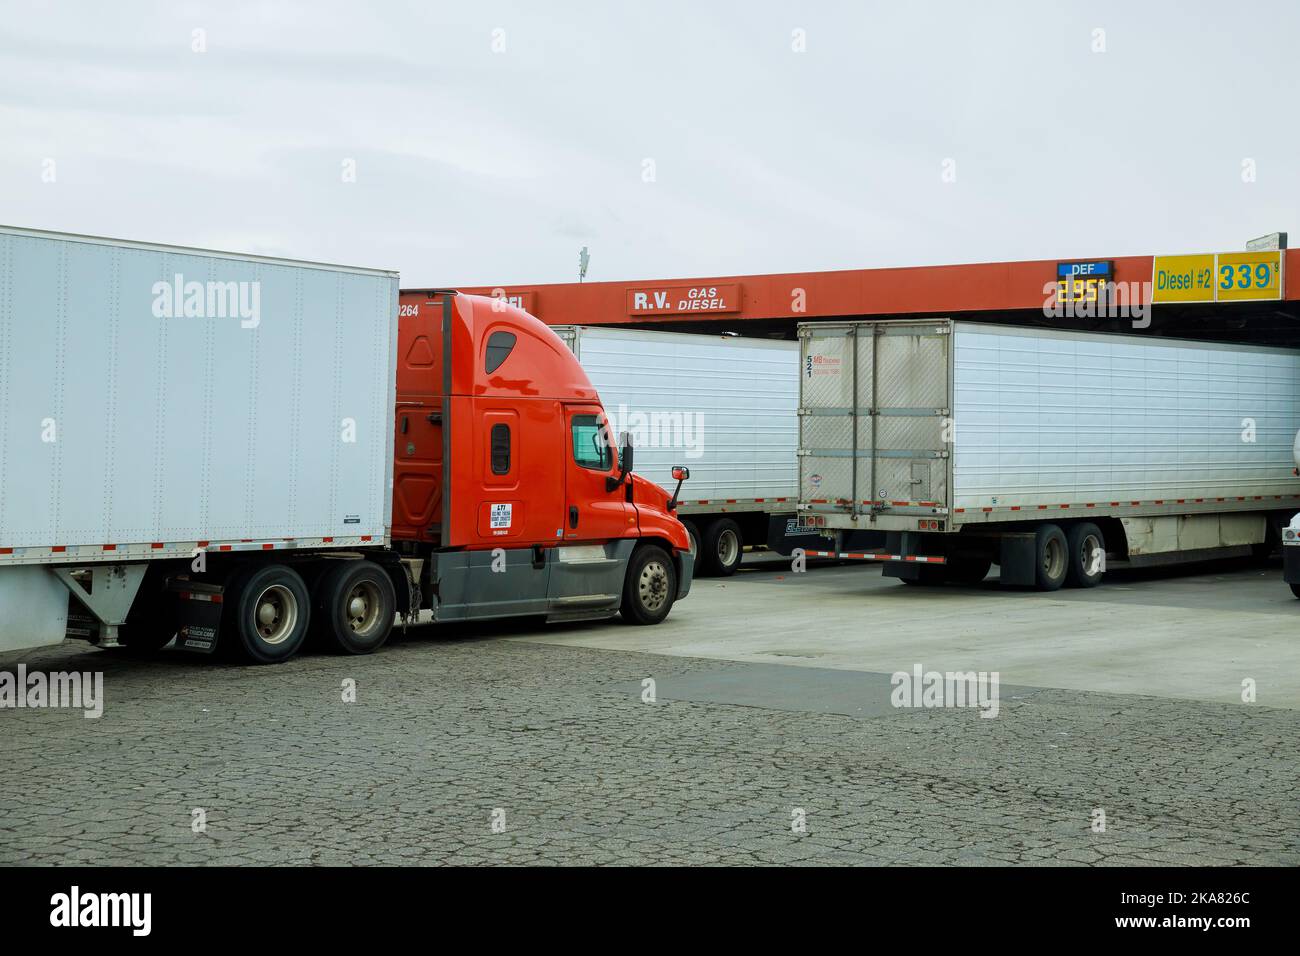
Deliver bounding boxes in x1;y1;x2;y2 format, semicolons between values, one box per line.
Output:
799;317;1300;358
0;224;399;279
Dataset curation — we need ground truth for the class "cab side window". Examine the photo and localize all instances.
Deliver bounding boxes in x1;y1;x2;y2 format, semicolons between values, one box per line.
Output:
490;423;510;474
571;415;612;471
485;331;516;373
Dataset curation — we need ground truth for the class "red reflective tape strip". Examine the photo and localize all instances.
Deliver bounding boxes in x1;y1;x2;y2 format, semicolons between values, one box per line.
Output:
197;541;210;547
151;543;164;549
1009;506;1021;511
262;543;274;550
51;546;66;553
981;507;992;513
725;499;737;504
0;548;11;555
774;497;788;502
218;545;232;552
102;544;116;551
361;535;373;542
954;508;965;513
754;498;765;503
322;537;334;543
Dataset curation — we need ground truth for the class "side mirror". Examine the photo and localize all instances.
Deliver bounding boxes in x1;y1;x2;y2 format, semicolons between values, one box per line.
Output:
605;431;634;492
666;465;690;511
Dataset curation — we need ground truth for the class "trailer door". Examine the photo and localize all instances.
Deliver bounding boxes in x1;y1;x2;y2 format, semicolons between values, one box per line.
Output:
799;321;950;520
867;322;951;516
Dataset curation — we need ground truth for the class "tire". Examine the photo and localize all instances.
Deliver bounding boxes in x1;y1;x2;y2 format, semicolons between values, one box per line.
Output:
313;560;396;655
1034;524;1069;592
620;545;677;626
703;518;743;577
947;553;992;585
221;564;311;664
681;520;701;571
898;564;946;586
1066;522;1105;588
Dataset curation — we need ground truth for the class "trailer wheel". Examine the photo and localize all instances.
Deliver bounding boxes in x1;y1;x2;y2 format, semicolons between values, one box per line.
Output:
1066;523;1105;588
621;545;677;625
314;560;396;655
703;518;743;577
947;554;992;585
1034;524;1069;591
222;564;310;664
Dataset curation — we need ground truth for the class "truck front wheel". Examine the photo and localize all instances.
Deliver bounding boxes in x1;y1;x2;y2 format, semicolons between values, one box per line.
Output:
621;545;677;625
314;560;396;655
222;564;311;664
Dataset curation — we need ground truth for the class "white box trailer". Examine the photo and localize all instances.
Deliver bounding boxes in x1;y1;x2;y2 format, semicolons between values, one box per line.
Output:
554;325;810;575
797;319;1300;589
0;225;398;655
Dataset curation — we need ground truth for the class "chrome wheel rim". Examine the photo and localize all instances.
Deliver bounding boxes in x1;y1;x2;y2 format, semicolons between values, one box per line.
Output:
639;560;670;612
253;584;297;645
1043;537;1066;581
716;529;740;568
345;581;382;634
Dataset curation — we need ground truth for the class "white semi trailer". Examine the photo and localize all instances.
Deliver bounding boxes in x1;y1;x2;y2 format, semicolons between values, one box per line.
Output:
555;325;810;575
0;225;399;658
797;319;1300;589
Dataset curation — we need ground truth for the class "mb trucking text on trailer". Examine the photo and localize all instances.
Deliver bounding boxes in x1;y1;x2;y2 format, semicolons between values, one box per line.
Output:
797;319;1300;589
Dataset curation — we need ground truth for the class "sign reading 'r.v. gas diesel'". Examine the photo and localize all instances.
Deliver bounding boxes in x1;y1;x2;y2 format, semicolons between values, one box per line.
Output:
627;284;741;315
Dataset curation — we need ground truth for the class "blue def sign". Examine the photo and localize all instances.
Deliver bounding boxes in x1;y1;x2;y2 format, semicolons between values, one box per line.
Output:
1057;260;1114;279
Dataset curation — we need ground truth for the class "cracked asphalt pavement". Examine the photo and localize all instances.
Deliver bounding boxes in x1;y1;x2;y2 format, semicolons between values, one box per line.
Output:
2;559;1298;866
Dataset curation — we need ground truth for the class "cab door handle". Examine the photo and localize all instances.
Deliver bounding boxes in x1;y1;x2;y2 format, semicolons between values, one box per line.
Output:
569;505;579;529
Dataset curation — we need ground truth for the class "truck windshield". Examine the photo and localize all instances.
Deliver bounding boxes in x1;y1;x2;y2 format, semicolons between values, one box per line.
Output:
571;415;613;471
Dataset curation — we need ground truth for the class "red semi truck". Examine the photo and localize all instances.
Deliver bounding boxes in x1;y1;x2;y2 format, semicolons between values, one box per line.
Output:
0;228;693;664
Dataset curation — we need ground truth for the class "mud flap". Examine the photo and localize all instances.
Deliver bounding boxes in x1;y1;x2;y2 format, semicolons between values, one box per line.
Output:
1284;544;1300;585
170;582;224;654
998;533;1037;587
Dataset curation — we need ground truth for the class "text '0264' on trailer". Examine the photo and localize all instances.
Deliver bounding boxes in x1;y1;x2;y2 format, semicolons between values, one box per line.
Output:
797;319;1300;589
0;227;694;663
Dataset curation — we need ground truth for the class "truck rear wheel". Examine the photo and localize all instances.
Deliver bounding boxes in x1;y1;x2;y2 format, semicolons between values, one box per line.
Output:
621;545;677;625
222;564;310;664
1034;524;1069;591
1066;523;1105;588
703;518;743;577
313;560;396;655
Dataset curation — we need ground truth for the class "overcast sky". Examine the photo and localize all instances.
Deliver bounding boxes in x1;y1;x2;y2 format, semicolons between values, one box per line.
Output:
1;1;1296;287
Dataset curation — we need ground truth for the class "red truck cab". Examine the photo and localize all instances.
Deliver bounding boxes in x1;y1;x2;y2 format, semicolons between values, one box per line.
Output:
391;291;693;625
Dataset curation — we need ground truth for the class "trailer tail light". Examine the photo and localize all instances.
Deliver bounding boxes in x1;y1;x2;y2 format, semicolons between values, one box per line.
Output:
918;519;943;531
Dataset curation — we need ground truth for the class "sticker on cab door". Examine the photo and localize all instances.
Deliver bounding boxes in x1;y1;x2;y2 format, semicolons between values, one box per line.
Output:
490;503;512;529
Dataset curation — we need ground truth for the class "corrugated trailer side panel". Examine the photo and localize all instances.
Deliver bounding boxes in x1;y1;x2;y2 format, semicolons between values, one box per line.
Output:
0;227;397;558
558;326;798;502
952;324;1300;510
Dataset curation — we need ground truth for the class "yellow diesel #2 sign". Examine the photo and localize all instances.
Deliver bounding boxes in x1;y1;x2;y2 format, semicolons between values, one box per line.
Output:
1152;251;1283;304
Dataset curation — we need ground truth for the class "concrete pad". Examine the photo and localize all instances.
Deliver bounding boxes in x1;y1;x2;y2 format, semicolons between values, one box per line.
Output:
516;558;1300;709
